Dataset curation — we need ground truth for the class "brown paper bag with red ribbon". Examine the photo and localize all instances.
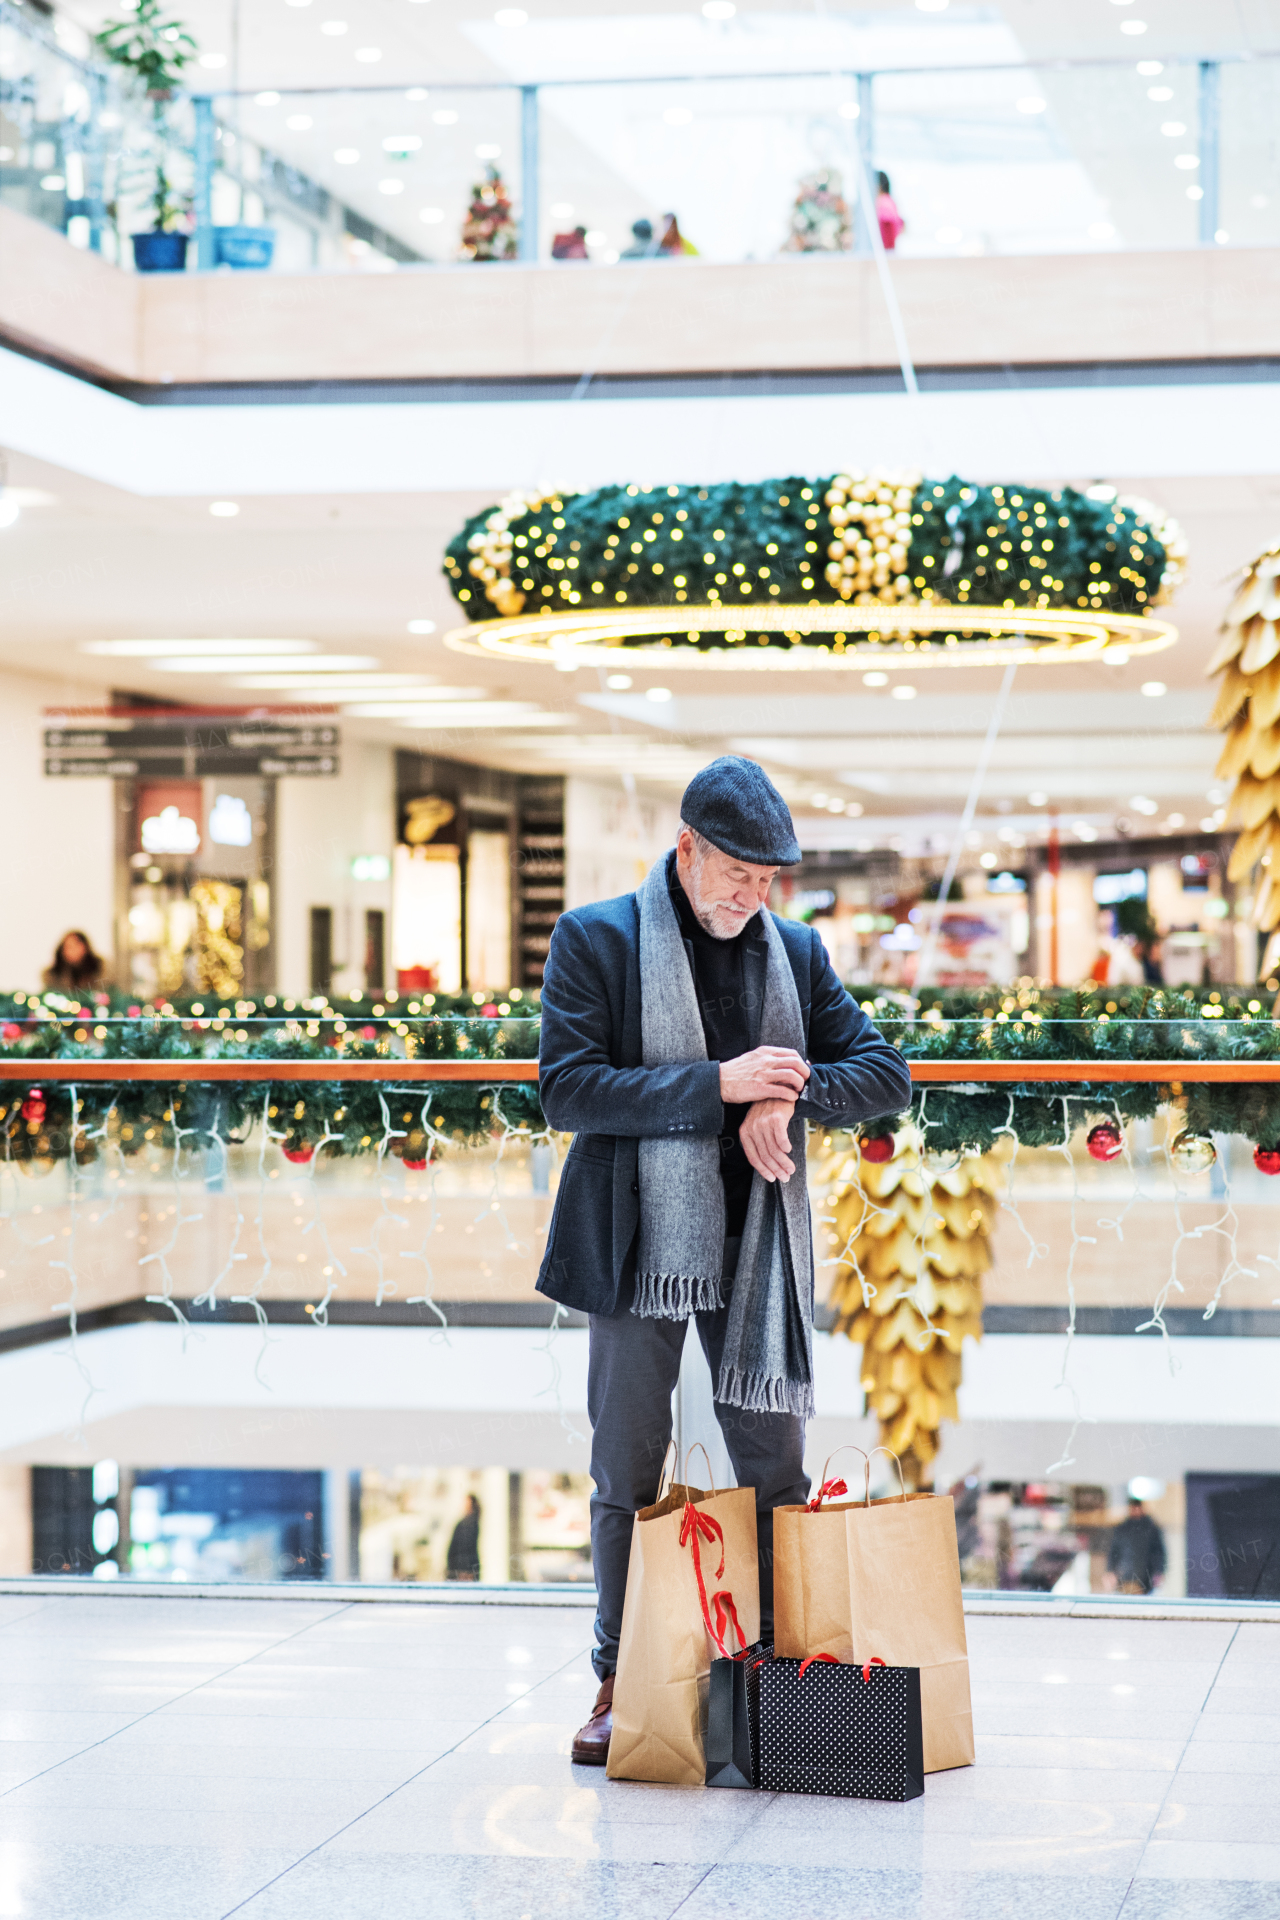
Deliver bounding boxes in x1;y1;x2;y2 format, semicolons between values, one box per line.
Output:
606;1445;759;1787
772;1446;974;1774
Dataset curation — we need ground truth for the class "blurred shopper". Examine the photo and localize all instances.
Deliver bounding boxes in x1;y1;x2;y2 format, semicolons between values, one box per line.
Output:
876;170;905;251
659;212;699;256
1105;1495;1166;1594
551;225;589;261
446;1493;482;1581
621;218;659;258
43;930;106;993
537;757;912;1765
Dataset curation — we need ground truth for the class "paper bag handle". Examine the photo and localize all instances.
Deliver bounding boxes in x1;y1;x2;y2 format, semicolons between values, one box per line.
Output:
684;1441;718;1495
808;1445;869;1510
867;1446;908;1504
656;1439;679;1502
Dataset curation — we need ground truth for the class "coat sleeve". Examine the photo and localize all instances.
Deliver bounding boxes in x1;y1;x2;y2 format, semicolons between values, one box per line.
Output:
793;929;913;1126
537;911;725;1138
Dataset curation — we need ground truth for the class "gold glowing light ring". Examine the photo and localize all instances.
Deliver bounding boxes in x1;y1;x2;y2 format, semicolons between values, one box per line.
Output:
444;604;1177;671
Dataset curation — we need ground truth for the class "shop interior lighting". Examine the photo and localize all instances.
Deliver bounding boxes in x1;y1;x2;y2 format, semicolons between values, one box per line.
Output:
255;91;280;105
286;114;313;131
208;501;239;517
419;209;444;224
645;687;673;702
355;47;382;61
891;685;917;701
1141;680;1167;696
154;654;378;674
82;638;318;658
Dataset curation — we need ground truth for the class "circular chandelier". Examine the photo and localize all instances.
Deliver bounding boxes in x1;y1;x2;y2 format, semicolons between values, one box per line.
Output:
442;469;1185;671
445;602;1176;672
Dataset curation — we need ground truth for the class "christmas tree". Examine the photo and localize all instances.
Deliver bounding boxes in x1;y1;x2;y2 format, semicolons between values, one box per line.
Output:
782;166;851;253
459;163;519;262
820;1129;1009;1487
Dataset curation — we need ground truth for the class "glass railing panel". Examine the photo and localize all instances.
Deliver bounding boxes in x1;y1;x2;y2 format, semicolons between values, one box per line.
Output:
539;73;864;266
211;86;524;271
874;57;1203;258
1219;57;1280;250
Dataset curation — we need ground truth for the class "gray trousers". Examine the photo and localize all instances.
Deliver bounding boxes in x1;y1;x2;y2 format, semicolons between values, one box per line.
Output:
587;1243;810;1680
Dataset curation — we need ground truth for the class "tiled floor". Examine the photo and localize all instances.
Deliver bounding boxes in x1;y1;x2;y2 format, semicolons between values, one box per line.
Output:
0;1592;1277;1919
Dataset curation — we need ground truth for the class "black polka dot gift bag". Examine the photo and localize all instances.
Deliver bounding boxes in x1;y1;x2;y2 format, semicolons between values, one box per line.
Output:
757;1652;925;1802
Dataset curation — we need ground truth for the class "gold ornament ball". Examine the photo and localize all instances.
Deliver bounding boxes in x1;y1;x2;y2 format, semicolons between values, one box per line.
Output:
1170;1131;1217;1176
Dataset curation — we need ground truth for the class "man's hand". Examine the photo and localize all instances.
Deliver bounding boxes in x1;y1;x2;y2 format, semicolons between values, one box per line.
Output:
740;1098;797;1183
719;1047;810;1105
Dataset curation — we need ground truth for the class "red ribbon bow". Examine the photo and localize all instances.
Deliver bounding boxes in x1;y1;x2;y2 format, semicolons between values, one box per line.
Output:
798;1654;887;1684
680;1501;743;1658
805;1478;848;1512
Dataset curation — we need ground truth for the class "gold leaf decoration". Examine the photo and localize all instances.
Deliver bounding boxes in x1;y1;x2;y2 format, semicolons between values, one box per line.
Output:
1212;540;1280;931
819;1130;1011;1489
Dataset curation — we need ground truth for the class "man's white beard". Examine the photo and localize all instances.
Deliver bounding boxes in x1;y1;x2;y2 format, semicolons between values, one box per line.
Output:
688;864;758;941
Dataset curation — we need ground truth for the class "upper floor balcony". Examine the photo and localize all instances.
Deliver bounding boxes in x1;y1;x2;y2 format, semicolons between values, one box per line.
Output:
2;0;1280;385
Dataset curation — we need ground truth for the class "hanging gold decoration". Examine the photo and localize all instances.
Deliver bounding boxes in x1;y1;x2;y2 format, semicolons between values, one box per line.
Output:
1213;541;1280;929
821;1129;1010;1487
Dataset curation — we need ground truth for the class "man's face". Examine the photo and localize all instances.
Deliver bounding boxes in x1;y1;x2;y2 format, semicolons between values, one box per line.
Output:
676;828;779;940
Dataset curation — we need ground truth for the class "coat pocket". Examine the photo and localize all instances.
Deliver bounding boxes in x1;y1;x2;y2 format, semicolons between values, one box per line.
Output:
538;1138;618;1312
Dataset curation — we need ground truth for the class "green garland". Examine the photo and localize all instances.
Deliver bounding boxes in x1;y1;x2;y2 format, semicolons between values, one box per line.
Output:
443;474;1173;650
2;982;1278;1168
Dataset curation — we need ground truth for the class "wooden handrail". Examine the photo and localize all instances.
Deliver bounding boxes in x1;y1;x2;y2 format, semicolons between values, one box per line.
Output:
0;1057;1278;1084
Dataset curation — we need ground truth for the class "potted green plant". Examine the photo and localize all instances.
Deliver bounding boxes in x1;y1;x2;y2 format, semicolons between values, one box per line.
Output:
95;0;197;271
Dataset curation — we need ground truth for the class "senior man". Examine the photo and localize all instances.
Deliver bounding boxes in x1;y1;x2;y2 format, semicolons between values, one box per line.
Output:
535;756;911;1765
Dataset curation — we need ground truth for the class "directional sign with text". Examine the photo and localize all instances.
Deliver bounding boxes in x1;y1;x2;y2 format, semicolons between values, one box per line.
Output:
44;715;340;779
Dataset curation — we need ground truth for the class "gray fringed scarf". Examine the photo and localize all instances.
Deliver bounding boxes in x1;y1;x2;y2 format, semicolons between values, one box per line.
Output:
633;856;814;1419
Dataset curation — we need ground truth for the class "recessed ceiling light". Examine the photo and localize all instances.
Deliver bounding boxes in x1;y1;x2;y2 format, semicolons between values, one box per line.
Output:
255;90;281;105
1136;60;1163;75
494;7;528;21
1130;795;1159;816
383;134;421;153
1174;153;1199;170
550;201;574;218
890;684;917;701
863;671;888;687
209;501;240;517
1165;812;1185;828
844;802;864;818
1147;85;1173;101
379;178;405;194
1028;791;1048;805
405;88;428;100
407;619;436;634
355;45;382;60
702;0;735;16
286;114;312;130
433;109;458;125
320;19;348;33
1120;18;1148;33
837;101;859;119
1186;185;1204;201
1161;120;1187;137
81;638;317;658
334;147;359;163
606;673;632;689
1141;680;1167;696
419;207;444;223
646;686;673;701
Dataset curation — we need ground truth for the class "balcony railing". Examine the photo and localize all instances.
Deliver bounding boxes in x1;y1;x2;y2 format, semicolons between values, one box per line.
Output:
2;0;1276;275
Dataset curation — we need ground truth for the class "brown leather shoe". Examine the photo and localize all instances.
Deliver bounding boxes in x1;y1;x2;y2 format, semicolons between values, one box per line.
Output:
571;1674;615;1766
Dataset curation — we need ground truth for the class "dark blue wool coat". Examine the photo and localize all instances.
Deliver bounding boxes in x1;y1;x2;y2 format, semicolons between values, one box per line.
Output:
535;886;913;1317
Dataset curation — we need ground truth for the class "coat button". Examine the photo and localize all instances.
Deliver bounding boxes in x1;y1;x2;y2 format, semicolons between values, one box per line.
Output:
631;1181;639;1194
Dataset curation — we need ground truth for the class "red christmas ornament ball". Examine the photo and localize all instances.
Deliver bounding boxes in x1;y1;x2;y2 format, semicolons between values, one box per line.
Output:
1255;1147;1280;1176
402;1157;429;1172
283;1145;314;1165
1086;1122;1123;1162
860;1134;895;1164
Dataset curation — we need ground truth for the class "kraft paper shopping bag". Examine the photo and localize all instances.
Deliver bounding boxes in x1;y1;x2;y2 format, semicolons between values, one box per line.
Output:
773;1447;973;1773
607;1446;760;1787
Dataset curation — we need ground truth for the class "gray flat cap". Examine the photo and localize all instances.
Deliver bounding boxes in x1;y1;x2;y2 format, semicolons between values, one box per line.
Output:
680;756;801;866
